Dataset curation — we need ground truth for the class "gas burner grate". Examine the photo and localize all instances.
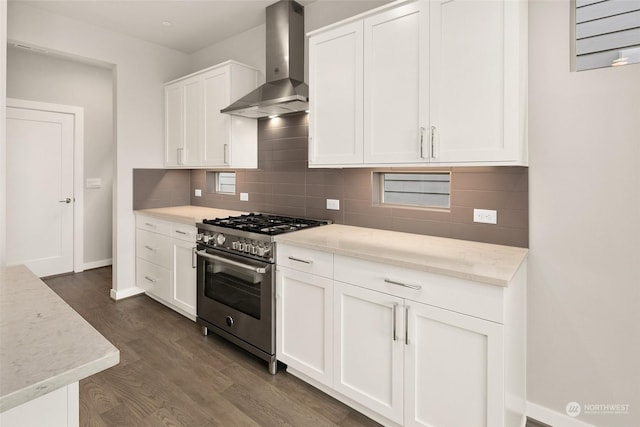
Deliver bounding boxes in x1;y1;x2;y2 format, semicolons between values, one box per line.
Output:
202;213;329;236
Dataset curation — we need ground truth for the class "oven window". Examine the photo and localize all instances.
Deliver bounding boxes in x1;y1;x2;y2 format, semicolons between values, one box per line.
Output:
204;260;262;319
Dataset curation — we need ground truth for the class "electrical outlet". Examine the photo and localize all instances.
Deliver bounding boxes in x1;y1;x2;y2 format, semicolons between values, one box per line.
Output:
194;189;202;197
240;193;249;201
326;199;340;210
473;209;497;224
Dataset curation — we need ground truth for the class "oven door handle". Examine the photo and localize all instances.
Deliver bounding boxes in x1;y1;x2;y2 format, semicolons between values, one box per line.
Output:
196;250;268;274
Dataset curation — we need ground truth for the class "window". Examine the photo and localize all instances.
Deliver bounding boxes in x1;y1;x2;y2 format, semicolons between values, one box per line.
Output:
574;0;640;71
206;171;236;194
374;172;451;209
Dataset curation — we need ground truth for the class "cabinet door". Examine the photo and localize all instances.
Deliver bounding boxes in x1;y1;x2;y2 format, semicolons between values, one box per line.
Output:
405;302;504;427
182;76;204;166
309;21;364;166
333;281;404;424
171;239;197;318
363;1;429;164
430;0;524;163
203;67;231;166
276;266;333;386
164;83;183;166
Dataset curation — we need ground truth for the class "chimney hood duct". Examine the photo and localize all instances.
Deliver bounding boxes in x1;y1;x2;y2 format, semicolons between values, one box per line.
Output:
221;0;308;118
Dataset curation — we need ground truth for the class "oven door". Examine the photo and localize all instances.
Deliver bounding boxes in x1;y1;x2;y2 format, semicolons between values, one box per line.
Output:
196;246;274;354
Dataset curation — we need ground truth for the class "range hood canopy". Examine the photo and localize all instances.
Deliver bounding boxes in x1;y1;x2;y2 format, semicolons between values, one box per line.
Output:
221;0;308;118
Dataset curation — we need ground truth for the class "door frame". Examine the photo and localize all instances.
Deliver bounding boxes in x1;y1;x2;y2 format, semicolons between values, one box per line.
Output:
6;98;84;273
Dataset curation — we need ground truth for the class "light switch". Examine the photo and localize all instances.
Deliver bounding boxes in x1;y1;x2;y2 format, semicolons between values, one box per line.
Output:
86;178;102;189
194;189;202;197
240;193;249;201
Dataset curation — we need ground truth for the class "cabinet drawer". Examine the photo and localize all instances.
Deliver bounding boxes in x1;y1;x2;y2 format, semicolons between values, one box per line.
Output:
136;229;172;266
136;215;171;235
334;254;503;323
170;223;197;242
136;258;171;302
277;244;334;278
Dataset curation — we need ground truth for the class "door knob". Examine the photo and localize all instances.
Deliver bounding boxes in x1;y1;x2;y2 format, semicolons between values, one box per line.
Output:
59;198;72;204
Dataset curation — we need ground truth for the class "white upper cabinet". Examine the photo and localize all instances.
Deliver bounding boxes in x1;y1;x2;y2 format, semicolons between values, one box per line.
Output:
364;1;428;164
429;0;527;163
164;61;258;168
309;21;364;166
307;0;527;167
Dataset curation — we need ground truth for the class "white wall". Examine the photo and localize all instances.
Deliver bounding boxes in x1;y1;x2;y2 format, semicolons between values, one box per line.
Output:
190;0;392;79
0;1;7;268
7;46;114;267
6;2;191;297
528;1;640;426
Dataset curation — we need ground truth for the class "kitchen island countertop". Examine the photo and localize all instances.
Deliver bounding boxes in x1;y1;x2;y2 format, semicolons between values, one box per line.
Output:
0;265;120;412
275;224;528;287
134;205;246;225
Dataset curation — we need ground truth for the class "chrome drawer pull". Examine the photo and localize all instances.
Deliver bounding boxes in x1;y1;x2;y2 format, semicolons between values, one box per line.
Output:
144;275;157;283
405;305;410;345
144;245;158;252
288;256;313;265
144;222;156;227
175;230;188;235
384;278;422;290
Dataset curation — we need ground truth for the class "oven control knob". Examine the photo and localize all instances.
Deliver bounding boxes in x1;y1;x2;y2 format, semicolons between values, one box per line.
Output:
239;242;246;251
250;244;257;255
232;241;239;250
257;245;265;257
244;243;252;253
196;233;203;242
226;316;234;327
203;233;211;243
215;233;226;246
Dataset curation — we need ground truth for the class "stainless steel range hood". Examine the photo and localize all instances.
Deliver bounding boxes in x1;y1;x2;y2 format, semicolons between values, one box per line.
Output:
221;0;308;118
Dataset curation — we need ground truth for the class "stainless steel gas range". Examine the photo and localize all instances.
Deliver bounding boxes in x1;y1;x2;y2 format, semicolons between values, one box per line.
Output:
195;213;330;374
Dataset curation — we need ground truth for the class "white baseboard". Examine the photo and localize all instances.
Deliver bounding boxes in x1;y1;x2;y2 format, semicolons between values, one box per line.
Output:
83;258;112;271
110;286;145;301
527;401;596;427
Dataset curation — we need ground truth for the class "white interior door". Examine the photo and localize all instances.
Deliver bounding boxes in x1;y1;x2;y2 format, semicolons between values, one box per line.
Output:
6;107;75;277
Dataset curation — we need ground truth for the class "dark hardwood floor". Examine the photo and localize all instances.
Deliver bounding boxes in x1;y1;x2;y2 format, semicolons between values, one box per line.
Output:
45;267;381;427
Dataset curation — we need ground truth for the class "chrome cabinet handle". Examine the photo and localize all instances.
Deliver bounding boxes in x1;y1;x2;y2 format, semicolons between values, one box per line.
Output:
384;278;422;290
144;245;158;252
430;126;436;160
419;127;426;159
392;303;398;341
58;198;72;204
175;230;188;235
177;147;184;165
288;256;313;265
145;222;156;228
223;144;229;164
405;305;410;345
196;250;267;274
144;275;157;283
192;247;197;268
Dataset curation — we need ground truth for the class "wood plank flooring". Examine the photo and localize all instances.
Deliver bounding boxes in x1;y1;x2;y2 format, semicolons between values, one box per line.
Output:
44;267;381;427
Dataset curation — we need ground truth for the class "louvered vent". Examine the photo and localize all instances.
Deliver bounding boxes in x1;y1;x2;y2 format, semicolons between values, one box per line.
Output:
575;0;640;70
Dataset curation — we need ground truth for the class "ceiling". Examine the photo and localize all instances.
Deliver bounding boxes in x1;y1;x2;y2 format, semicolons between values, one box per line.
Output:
10;0;317;54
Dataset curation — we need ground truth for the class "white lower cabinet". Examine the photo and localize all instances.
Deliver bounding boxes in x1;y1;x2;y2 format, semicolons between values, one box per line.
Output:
405;302;504;427
135;215;197;320
276;266;333;386
276;243;526;427
333;281;404;424
171;239;197;316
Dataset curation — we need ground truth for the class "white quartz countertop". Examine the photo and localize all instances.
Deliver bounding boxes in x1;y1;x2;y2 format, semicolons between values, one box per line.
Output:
134;205;246;224
0;265;120;412
275;224;528;287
